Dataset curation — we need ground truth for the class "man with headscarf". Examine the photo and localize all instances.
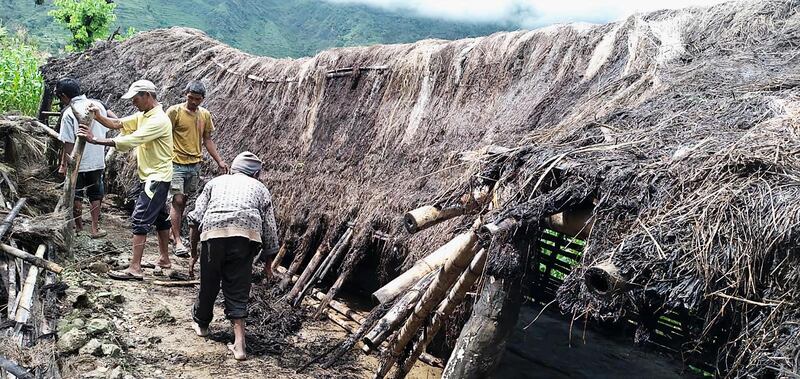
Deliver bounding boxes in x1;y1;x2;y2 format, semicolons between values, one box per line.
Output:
187;151;279;361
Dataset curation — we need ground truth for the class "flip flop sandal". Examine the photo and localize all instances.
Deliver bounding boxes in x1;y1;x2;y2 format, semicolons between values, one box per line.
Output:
143;261;172;270
173;246;190;258
108;270;144;281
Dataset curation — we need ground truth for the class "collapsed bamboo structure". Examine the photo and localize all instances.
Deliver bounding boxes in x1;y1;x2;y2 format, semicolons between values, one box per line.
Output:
38;0;800;376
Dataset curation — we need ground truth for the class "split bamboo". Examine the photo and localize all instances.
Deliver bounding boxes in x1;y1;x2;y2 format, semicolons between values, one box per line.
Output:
394;249;487;379
373;236;478;379
13;244;46;323
373;230;476;304
363;270;437;349
6;258;16;319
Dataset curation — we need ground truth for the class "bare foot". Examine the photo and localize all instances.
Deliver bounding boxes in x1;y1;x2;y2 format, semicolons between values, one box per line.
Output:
227;343;247;361
192;322;209;337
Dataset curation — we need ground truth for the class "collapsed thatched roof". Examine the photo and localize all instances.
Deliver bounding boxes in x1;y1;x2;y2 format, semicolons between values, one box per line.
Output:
42;0;800;375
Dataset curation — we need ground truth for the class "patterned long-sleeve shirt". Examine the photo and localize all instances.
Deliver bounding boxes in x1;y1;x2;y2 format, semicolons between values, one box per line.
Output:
187;173;279;256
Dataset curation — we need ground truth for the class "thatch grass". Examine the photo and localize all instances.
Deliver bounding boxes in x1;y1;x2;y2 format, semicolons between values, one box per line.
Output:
39;0;800;375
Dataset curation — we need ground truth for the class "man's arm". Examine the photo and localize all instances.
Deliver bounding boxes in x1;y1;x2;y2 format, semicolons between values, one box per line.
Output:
78;124;116;147
203;137;229;173
59;142;74;174
88;104;123;130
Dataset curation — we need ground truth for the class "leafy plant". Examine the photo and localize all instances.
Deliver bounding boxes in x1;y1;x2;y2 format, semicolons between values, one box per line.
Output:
0;23;44;116
49;0;116;51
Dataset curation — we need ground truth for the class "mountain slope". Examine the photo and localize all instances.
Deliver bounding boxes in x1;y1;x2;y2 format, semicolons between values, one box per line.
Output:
0;0;514;57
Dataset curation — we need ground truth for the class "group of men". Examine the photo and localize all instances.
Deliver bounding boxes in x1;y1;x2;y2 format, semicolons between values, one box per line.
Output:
57;78;278;360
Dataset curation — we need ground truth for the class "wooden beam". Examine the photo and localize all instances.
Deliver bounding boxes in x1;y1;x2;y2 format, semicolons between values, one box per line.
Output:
13;244;46;323
0;243;62;274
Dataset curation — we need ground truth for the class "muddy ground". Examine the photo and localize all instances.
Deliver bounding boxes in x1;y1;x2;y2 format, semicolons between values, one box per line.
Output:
56;198;442;379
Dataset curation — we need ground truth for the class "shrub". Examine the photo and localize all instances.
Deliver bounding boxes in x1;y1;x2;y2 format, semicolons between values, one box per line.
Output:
49;0;116;51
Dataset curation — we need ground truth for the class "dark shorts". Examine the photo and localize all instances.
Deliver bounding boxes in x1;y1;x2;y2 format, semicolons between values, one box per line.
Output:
75;169;105;202
130;180;171;235
192;237;259;327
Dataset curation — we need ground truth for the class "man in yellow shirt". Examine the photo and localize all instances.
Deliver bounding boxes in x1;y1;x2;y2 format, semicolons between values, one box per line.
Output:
166;81;228;257
78;79;174;281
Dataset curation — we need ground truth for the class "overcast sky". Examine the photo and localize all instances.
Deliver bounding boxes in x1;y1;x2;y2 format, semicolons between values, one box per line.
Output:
325;0;732;27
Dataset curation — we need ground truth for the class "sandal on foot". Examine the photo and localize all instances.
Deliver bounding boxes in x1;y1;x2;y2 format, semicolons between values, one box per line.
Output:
173;246;190;258
108;270;143;281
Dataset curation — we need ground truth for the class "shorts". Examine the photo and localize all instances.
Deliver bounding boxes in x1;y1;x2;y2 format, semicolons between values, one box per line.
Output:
75;169;105;202
130;180;171;235
170;163;200;198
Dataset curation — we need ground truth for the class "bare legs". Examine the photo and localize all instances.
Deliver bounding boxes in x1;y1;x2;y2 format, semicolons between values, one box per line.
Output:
170;194;187;251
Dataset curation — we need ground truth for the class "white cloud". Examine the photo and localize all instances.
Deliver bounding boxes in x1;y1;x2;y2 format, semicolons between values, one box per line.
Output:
324;0;732;27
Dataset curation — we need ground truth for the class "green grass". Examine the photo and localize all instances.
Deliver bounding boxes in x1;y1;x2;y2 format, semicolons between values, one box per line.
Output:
0;0;514;58
0;26;44;116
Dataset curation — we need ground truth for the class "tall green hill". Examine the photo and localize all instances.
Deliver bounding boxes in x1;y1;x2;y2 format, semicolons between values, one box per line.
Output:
0;0;515;57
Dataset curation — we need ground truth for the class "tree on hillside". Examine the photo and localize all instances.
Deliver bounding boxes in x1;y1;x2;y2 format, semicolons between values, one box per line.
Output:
49;0;116;51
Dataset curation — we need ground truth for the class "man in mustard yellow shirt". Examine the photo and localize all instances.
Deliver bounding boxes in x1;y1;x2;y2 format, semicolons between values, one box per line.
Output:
166;81;228;257
78;79;174;281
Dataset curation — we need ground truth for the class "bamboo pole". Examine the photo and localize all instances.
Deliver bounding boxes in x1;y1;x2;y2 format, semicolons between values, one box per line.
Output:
584;262;627;296
279;217;327;291
13;244;46;323
288;243;329;305
0;243;63;274
363;270;437;349
0;356;33;379
270;242;289;272
394;249;487;379
7;258;16;319
313;243;361;320
292;226;353;307
55;104;92;213
316;228;353;284
0;198;27;240
403;206;464;234
372;230;476;304
152;280;200;287
373;236;478;379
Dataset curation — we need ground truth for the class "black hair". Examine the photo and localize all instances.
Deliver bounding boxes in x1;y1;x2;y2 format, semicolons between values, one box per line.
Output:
55;78;81;99
136;91;157;101
184;80;206;97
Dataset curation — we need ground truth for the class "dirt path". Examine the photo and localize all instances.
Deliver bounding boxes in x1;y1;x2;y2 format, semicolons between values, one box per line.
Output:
57;204;442;379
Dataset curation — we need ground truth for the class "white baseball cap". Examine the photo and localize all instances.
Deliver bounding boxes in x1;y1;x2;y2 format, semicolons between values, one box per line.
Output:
121;79;157;99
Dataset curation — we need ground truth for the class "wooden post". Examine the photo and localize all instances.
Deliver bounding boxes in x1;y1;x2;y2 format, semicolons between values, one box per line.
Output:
441;241;528;379
363;270;437;349
55;104;92;214
292;224;354;307
312;243;361;320
373;234;478;379
315;227;353;285
0;243;63;273
279;216;327;291
373;230;476;304
394;249;487;379
13;244;46;323
270;243;289;272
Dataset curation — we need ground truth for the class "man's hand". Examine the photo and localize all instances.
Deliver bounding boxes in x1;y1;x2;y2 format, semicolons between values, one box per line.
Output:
77;124;95;143
189;255;198;279
58;162;67;175
217;160;230;174
86;103;101;115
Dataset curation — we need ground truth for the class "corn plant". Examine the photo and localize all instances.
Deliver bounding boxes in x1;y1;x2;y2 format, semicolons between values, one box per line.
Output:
0;27;44;116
